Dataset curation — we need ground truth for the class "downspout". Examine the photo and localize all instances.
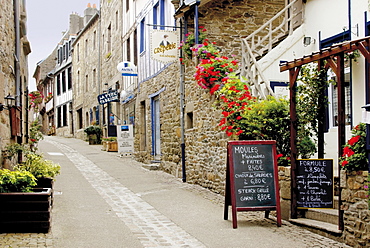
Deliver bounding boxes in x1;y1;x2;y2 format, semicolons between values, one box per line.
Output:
179;17;186;182
14;0;22;142
98;3;102;126
348;0;353;128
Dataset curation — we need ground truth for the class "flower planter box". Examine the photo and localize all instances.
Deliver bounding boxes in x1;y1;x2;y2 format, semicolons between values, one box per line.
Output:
107;141;118;152
0;188;52;233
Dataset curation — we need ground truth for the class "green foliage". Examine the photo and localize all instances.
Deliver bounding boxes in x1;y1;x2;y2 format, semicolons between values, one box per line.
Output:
239;96;291;162
3;143;26;160
339;123;367;171
29;119;44;151
102;137;117;142
0;169;37;193
179;27;208;60
296;65;329;148
15;153;61;179
84;125;102;135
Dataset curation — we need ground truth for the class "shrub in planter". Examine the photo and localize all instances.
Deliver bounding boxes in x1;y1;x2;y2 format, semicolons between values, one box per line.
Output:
84;125;103;144
15;153;60;179
0;169;37;193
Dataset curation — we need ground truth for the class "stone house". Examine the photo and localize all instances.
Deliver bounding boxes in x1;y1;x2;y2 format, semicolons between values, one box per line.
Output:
33;48;57;135
132;0;286;194
98;0;124;138
71;4;100;140
0;0;31;167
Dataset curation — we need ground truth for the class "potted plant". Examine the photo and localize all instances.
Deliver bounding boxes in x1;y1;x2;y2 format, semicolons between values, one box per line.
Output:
84;125;102;145
15;152;61;188
0;169;52;233
106;137;118;152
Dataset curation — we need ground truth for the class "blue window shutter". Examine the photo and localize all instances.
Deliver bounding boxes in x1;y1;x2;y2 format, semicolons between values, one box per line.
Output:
153;4;158;29
140;18;145;53
160;0;165;30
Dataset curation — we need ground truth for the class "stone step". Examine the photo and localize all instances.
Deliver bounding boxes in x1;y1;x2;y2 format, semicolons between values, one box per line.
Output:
305;208;339;225
289;218;342;240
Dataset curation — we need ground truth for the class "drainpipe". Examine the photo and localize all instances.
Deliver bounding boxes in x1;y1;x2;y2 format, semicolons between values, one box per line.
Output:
98;1;102;126
14;0;22;144
180;18;186;182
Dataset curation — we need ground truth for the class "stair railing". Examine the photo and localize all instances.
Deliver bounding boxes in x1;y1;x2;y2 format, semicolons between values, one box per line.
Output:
240;0;303;98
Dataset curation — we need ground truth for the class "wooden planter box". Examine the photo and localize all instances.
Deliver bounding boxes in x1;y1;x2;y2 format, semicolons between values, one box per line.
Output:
107;141;118;152
0;188;52;233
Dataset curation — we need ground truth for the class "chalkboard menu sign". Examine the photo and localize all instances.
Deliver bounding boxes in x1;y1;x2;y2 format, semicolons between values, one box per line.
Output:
224;140;281;228
297;159;334;209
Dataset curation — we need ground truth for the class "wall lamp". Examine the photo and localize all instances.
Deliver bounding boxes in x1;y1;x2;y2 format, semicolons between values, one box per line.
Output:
303;36;315;47
0;94;16;111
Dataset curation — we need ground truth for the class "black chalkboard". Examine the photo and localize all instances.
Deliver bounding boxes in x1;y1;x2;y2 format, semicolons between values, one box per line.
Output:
232;144;276;207
296;159;334;209
224;140;281;228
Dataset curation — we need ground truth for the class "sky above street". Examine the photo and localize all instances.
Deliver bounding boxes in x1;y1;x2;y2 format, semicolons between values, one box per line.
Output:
26;1;98;91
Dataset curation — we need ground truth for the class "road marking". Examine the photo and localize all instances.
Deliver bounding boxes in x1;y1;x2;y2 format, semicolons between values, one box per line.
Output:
46;139;206;248
47;152;64;156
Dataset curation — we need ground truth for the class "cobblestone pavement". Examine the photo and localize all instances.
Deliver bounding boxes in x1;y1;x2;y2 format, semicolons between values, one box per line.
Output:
0;137;353;248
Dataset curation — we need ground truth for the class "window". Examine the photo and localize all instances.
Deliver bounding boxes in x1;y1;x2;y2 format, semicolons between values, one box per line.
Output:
134;30;138;66
140;19;145;53
62;71;66;93
93;69;96;89
68;67;72;89
77;108;83;129
57;106;61;127
77;43;80;62
126;37;131;61
186;112;193;129
85;39;88;57
85;74;89;92
116;11;119;30
56;74;61;95
160;0;165;30
63;104;67;126
93;30;96;50
153;3;158;29
77;71;80;94
107;24;112;52
329;71;351;127
140;101;147;150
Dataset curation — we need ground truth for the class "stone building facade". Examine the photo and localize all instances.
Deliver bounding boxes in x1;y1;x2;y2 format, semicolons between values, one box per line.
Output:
134;0;285;193
0;0;31;168
99;0;123;137
33;48;57;135
71;5;100;140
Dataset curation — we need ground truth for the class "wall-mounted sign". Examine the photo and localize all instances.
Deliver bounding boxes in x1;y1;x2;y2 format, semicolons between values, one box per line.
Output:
97;90;119;104
150;30;179;63
117;61;138;76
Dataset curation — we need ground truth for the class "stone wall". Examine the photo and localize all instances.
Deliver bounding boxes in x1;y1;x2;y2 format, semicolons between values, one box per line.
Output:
0;0;16;153
341;170;370;247
134;0;286;194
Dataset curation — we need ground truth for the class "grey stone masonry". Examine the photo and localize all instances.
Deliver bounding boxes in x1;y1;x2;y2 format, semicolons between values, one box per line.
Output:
341;170;370;247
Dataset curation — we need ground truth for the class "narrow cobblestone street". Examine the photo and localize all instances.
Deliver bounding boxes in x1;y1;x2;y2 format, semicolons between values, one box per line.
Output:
0;136;352;247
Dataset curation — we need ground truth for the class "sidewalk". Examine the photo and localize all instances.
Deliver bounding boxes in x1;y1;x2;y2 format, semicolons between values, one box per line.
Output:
0;136;352;247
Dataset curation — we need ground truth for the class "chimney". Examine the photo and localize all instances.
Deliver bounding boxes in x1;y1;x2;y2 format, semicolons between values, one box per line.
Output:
93;4;97;8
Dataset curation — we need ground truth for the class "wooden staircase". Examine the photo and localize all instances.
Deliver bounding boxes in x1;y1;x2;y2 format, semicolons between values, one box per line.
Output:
240;0;303;99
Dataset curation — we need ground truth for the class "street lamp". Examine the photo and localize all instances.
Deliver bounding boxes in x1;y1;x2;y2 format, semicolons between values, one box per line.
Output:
0;94;15;111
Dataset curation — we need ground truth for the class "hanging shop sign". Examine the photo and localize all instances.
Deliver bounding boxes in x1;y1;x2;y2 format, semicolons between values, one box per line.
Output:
117;61;138;76
97;90;119;104
150;30;179;64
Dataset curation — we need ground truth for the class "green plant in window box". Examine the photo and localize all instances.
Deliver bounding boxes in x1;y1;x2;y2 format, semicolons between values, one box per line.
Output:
15;153;60;180
0;169;37;193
